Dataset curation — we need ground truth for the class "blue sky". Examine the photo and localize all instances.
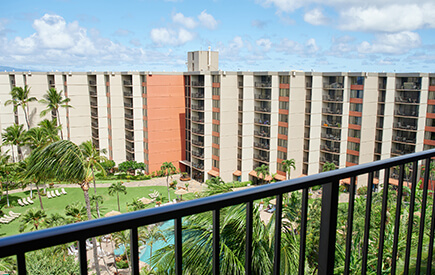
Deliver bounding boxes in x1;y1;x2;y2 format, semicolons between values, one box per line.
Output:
1;0;435;72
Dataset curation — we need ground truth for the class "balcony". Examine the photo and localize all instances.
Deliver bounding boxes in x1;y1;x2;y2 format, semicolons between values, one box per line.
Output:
322;108;342;115
321;133;340;141
123;80;132;86
255;82;271;88
124;91;133;97
192;128;204;135
192;151;204;159
89;90;97;97
254;130;270;138
254;106;271;113
124;102;133;108
253;154;269;162
253;142;270;150
323;82;343;89
191;162;204;170
322;95;343;102
1;150;435;274
192;140;204;147
321;145;340;154
89;80;96;86
192;105;204;111
254;119;270;126
191;93;204;99
91;111;98;118
191;117;204;124
125;113;133;120
394;122;417;131
254;94;271;101
396;82;421;90
395;110;418;117
191;81;204;87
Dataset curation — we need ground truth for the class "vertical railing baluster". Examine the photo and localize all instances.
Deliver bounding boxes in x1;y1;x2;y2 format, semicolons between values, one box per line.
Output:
344;177;356;275
377;169;390;274
175;217;182;275
273;194;283;275
245;201;253;275
404;161;418;274
298;188;308;275
391;163;405;274
416;158;431;274
318;179;340;275
213;209;220;275
130;227;139;274
17;252;26;274
361;172;374;275
79;239;88;275
427;167;435;275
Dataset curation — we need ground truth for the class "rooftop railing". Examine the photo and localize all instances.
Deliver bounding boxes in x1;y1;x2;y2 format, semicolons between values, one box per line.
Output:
1;149;435;274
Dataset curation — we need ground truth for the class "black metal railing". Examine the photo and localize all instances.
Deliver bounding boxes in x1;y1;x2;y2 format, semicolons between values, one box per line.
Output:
1;150;435;274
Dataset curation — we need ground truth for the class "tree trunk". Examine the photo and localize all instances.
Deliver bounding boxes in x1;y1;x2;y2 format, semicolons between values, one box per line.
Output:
98;240;111;274
92;168;100;218
6;182;9;207
150;243;153;259
82;183;101;275
117;193;120;212
30;183;33;198
56;109;64;140
23;106;30;130
11;146;15;163
110;235;119;274
166;175;170;202
36;183;44;210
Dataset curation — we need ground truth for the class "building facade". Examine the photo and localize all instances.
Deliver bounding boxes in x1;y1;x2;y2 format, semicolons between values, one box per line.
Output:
1;51;434;185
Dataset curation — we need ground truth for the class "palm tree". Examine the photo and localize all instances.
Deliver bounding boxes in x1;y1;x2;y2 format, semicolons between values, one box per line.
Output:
38;119;62;142
255;164;270;184
24;127;51;150
160;162;176;201
65;202;88;223
4;85;37;129
2;124;25;162
127;198;146;212
282;159;296;180
20;208;47;232
108;182;127;212
43;213;67;229
139;225;166;259
206;176;224;186
0;154;12;207
80;140;107;217
322;161;336;172
90;194;104;218
39;88;71;139
25;139;101;274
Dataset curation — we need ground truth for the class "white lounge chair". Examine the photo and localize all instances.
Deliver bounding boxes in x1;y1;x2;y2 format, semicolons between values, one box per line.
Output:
27;197;34;204
17;199;25;207
61;188;67;194
47;192;52;199
51;190;57;197
3;215;14;221
55;190;62;196
9;211;20;217
22;198;29;205
0;218;9;224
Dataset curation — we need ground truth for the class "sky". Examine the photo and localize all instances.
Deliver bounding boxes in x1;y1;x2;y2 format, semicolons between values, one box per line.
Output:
0;0;435;72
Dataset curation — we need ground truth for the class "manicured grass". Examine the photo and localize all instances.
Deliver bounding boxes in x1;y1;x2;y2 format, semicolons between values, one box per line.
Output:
0;186;194;238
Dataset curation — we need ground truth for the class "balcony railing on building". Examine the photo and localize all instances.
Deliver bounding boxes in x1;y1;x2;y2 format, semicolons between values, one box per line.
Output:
253;154;269;162
123;80;132;86
191;162;204;170
254;106;271;113
323;95;343;102
255;82;271;88
254;94;271;100
394;122;417;131
191;93;204;98
321;133;340;141
254;118;270;126
192;151;204;159
253;142;270;150
254;130;270;138
192;105;204;111
192;128;204;135
396;82;421;90
322;107;342;115
191;81;204;87
192;140;204;147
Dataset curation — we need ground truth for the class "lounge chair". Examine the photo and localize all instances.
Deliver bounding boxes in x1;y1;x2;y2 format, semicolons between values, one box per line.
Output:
51;191;57;197
22;198;29;205
17;199;25;207
0;218;9;224
61;188;67;194
9;211;20;217
3;215;14;221
47;192;52;199
27;197;34;204
55;190;62;196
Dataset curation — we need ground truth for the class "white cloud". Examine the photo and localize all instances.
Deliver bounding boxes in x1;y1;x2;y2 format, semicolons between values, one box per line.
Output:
305;38;319;53
231;36;244;49
340;4;435;32
198;10;218;30
258;0;304;13
251;19;268;29
150;27;194;46
304;8;328;25
256;38;272;51
358;31;421;54
32;14;76;49
172;12;197;29
114;28;133;36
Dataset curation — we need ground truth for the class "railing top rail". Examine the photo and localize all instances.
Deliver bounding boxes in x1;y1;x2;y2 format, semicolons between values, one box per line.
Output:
1;149;435;258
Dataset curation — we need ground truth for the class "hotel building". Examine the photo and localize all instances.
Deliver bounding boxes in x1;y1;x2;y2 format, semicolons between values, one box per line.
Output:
1;51;434;186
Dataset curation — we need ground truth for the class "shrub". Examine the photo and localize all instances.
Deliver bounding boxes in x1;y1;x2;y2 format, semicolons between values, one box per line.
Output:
311;185;322;191
101;160;116;174
339;185;348;193
357;186;368;196
170;180;177;190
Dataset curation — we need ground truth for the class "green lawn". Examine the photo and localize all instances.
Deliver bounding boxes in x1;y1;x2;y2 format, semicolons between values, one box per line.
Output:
0;186;194;238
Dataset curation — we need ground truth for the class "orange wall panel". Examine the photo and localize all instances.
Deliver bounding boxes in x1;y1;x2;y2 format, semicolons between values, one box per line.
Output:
146;75;185;173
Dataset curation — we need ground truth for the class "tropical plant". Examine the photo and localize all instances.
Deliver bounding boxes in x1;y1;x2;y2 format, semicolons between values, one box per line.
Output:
205;176;224;186
0;153;12;207
282;159;296;180
2;124;25;162
118;160;146;174
80;140;108;218
39;87;71;139
26;246;80;275
127;198;146;212
25;139;102;274
112;230;131;272
160;162;176;201
255;164;270;184
24;126;52;150
108;182;127;212
139;225;166;259
101;159;116;174
4;85;37;129
65;202;87;223
322;161;336;172
43;213;67;229
90;194;104;218
152;204;299;274
20;208;47;232
38;119;61;142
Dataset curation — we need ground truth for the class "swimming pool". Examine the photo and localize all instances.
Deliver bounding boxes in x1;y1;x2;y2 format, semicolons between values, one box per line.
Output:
114;220;174;265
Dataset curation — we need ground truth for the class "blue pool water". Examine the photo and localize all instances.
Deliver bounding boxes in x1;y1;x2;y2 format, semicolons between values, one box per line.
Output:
114;220;174;265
